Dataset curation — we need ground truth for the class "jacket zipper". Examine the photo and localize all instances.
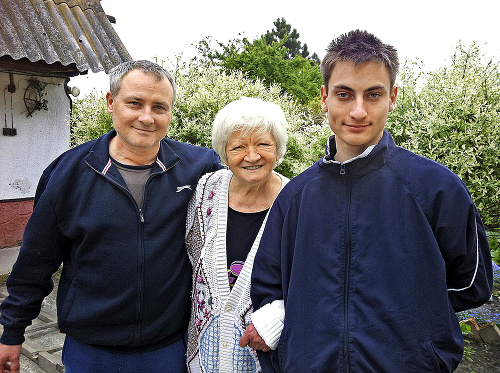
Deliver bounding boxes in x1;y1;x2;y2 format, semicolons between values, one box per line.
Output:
87;158;179;344
108;179;144;344
134;168;164;342
133;160;179;343
87;162;145;343
343;164;352;371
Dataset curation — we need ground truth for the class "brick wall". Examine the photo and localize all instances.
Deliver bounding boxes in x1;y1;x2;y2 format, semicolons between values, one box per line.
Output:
0;199;34;248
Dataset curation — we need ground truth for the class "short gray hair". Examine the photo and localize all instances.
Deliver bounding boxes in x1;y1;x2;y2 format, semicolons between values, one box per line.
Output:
109;60;177;105
212;97;288;166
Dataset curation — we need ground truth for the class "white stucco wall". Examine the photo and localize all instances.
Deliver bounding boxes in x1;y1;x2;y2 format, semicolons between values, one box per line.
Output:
0;72;71;200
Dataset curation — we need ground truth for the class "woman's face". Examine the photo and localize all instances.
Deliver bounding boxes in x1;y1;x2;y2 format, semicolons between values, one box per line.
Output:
225;129;278;186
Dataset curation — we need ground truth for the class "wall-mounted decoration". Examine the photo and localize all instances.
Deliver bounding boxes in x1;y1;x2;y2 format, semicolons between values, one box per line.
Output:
24;78;48;117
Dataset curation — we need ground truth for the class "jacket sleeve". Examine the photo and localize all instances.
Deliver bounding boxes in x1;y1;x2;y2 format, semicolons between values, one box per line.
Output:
445;205;493;312
0;193;65;345
251;199;290;371
251;197;287;313
432;178;493;312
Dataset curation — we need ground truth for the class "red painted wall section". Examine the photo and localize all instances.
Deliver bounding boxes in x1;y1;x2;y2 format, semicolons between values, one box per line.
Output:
0;200;34;248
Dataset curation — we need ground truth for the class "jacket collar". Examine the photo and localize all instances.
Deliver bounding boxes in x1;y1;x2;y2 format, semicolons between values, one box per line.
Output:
85;130;181;176
320;129;395;176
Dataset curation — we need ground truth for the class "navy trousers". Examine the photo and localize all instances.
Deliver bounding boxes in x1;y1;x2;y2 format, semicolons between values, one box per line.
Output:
62;336;187;373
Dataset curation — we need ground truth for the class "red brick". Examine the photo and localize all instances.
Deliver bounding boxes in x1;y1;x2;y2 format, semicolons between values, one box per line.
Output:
0;200;33;248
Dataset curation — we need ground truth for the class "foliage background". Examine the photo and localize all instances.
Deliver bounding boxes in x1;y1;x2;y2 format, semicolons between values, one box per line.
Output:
70;33;499;235
386;43;500;230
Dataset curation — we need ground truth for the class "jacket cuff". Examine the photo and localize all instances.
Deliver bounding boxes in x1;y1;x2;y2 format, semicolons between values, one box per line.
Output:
251;299;284;350
0;326;26;345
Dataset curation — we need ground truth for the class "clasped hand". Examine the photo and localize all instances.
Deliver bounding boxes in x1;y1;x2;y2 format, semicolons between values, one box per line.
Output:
239;323;271;352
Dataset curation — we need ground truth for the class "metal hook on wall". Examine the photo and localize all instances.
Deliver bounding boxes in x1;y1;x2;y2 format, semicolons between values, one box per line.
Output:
8;71;16;93
3;73;17;136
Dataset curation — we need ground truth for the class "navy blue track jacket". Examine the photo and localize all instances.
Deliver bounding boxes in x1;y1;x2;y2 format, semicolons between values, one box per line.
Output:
0;130;220;349
251;130;492;373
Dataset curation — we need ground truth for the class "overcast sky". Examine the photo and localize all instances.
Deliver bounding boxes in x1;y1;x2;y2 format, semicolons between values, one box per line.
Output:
69;0;500;97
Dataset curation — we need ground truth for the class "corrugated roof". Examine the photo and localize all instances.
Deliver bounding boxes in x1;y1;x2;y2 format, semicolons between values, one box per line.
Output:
0;0;132;76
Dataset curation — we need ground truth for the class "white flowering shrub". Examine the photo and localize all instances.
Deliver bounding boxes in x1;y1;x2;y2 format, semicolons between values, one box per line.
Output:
69;90;112;146
387;43;500;230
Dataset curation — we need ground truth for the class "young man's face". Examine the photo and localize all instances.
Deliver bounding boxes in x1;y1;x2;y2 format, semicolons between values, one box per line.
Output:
106;69;174;155
321;60;397;162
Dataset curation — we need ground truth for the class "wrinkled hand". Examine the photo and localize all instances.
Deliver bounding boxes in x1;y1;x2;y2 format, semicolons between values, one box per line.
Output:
0;344;21;373
239;323;270;352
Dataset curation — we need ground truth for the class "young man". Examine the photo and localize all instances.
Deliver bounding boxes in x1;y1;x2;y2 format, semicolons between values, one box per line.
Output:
0;61;220;373
249;30;493;372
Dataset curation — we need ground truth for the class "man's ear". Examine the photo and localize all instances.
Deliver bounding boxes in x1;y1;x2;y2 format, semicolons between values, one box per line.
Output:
320;85;328;112
389;86;398;112
106;91;114;114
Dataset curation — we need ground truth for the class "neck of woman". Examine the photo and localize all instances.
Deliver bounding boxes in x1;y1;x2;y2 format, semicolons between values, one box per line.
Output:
228;172;282;213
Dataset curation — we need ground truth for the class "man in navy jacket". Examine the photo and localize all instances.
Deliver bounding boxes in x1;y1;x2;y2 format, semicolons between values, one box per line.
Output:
0;61;220;372
249;30;493;372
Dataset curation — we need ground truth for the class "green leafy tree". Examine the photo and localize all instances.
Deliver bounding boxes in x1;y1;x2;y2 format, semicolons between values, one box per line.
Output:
192;18;323;107
69;43;499;231
214;36;322;105
263;17;319;62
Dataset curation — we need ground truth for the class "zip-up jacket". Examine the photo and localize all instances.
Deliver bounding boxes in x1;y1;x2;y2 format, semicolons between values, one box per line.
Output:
251;130;493;372
0;130;220;349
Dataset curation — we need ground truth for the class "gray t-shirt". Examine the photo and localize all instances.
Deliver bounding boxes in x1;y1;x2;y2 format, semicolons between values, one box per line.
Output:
112;159;153;208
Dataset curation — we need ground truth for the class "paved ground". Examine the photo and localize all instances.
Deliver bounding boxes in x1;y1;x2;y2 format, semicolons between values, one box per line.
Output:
0;246;20;277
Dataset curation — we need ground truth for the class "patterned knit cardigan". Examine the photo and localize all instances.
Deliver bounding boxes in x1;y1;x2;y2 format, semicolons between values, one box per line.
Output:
185;169;288;373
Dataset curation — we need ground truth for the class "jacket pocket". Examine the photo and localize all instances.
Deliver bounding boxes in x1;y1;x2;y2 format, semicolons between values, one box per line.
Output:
58;279;78;330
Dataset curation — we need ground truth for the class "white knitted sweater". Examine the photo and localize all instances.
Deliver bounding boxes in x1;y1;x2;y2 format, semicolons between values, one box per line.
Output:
185;169;287;373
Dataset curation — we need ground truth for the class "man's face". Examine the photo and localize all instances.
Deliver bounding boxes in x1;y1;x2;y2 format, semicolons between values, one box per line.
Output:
320;60;397;162
106;69;174;153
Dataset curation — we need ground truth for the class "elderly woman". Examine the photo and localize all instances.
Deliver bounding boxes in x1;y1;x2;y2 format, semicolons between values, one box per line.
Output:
185;97;288;373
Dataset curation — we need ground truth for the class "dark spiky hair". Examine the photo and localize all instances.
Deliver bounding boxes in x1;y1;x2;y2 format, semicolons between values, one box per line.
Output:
320;30;399;91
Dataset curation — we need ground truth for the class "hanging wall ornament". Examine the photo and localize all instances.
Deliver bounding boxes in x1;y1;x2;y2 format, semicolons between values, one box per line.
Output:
24;78;48;117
